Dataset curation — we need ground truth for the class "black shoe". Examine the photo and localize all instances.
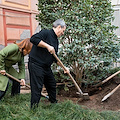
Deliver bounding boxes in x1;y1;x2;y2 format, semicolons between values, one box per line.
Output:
50;99;58;103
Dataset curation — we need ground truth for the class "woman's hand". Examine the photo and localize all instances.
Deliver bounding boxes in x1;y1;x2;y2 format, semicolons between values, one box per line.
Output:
20;79;25;86
0;70;6;75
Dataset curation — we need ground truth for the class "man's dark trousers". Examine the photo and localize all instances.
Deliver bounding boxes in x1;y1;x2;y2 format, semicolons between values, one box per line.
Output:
28;62;57;108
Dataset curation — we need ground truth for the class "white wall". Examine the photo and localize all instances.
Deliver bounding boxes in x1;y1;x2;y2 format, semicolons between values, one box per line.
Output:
111;0;118;5
111;0;120;38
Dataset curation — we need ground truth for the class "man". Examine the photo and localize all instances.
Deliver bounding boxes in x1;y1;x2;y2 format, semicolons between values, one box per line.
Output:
28;19;69;108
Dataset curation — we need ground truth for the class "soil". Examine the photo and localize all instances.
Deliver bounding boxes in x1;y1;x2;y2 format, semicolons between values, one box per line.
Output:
57;77;120;112
21;77;120;112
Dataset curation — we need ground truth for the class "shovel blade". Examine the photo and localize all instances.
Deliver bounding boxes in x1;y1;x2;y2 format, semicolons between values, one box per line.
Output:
76;92;90;100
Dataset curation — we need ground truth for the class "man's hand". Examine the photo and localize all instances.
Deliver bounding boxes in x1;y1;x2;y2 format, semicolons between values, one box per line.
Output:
47;45;55;54
64;67;70;74
0;70;6;75
20;79;25;86
57;62;70;74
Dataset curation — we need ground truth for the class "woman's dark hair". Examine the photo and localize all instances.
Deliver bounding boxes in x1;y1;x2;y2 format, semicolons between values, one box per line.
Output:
16;38;33;53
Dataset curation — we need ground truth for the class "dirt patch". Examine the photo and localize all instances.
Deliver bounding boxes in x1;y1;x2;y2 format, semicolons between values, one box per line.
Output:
20;86;31;94
21;79;120;111
57;80;120;111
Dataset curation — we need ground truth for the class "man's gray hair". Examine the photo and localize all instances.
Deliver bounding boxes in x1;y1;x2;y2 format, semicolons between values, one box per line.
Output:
53;19;66;28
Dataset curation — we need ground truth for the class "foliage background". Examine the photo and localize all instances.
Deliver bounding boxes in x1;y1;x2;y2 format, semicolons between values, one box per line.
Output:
36;0;120;86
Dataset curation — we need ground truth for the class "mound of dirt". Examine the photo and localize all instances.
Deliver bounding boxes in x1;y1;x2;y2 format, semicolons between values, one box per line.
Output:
20;78;120;111
56;77;120;112
57;80;120;111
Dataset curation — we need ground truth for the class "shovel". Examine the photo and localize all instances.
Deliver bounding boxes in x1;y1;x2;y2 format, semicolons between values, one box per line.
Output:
94;70;120;87
53;53;89;100
101;84;120;102
5;72;49;99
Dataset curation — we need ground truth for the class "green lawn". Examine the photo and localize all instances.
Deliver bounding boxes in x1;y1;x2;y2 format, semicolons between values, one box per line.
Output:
0;91;120;120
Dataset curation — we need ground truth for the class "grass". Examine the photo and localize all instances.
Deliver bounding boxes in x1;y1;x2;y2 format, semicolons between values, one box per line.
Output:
0;89;120;120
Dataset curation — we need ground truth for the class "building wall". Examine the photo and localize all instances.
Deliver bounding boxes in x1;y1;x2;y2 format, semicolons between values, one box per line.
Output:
0;0;39;81
0;0;39;46
111;0;120;5
111;0;120;38
0;7;4;45
0;1;119;45
111;0;120;67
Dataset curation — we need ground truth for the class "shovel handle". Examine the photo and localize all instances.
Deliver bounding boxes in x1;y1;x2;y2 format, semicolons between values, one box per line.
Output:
102;70;120;84
5;72;49;99
53;53;66;71
94;70;120;87
68;72;83;94
53;53;83;95
6;73;22;83
102;84;120;101
5;72;30;88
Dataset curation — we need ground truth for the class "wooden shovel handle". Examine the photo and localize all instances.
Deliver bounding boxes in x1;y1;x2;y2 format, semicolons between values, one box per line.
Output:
108;84;120;96
94;70;120;87
53;53;66;71
5;72;49;99
6;73;22;83
5;72;30;88
53;53;83;95
102;84;120;101
102;70;120;84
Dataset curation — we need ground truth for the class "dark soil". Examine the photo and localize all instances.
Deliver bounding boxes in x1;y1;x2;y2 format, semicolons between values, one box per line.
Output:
21;76;120;112
56;77;120;111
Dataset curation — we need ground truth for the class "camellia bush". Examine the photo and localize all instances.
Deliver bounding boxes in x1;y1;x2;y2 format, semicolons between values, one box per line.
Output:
36;0;120;86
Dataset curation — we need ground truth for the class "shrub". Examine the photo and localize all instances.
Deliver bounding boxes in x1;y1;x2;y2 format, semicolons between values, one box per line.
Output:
36;0;120;86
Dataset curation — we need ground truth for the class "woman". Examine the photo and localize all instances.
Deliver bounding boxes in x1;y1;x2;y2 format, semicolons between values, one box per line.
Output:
0;38;33;100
